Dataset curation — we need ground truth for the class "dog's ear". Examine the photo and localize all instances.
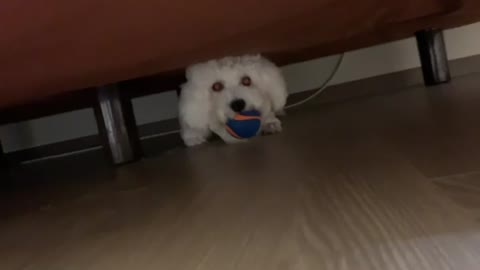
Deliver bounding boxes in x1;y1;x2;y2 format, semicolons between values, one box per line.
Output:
178;78;212;146
254;57;288;113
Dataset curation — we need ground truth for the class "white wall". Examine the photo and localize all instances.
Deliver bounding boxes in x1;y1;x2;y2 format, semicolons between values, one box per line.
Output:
1;22;480;152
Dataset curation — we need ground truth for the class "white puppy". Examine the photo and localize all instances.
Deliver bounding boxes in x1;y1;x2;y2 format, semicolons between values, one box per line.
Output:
179;55;288;147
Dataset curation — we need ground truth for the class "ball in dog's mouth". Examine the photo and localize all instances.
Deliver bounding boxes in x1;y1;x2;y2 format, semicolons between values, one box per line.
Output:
225;110;261;139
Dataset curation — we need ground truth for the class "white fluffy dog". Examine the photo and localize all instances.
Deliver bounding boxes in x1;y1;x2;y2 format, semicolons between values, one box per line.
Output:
179;55;288;146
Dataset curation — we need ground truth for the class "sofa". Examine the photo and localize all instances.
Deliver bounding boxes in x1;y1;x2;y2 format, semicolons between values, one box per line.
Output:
1;0;480;164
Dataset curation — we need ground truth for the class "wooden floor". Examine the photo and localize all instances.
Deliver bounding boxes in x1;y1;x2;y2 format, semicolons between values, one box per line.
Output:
3;74;480;269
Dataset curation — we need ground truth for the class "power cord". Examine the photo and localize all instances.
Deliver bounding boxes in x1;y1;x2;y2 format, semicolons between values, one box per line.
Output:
284;53;344;109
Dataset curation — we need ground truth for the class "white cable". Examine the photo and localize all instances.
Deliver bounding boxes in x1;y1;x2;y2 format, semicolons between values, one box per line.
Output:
285;53;344;109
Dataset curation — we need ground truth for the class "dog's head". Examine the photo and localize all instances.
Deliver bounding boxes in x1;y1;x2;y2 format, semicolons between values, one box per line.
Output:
180;55;287;128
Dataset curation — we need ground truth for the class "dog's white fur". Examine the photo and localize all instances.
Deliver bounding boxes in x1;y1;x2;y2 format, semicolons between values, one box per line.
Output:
179;55;288;146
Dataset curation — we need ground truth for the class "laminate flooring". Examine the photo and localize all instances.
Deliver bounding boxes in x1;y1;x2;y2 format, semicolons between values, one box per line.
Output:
3;74;480;269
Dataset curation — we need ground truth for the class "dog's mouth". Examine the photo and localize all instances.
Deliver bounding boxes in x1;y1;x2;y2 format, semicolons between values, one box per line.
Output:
217;107;261;126
216;94;264;124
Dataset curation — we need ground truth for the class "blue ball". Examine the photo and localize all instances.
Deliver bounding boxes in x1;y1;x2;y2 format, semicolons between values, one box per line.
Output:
226;110;261;139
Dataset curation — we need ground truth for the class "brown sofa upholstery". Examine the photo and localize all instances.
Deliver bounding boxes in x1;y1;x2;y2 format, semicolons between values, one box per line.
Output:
1;0;480;109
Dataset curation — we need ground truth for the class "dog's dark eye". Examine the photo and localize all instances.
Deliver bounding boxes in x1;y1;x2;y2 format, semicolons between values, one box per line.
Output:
212;81;224;92
241;76;252;87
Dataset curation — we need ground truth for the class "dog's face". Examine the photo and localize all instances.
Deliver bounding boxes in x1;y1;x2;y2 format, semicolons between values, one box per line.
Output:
183;56;270;124
179;55;288;145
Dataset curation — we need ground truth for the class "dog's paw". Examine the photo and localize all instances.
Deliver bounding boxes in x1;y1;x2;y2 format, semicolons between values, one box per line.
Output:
262;117;282;135
181;128;209;147
183;135;207;147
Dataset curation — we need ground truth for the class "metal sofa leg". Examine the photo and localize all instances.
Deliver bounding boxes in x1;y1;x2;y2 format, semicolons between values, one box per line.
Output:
415;29;451;86
94;84;142;165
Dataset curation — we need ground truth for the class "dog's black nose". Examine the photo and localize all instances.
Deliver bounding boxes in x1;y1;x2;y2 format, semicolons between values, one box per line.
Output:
230;99;246;113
